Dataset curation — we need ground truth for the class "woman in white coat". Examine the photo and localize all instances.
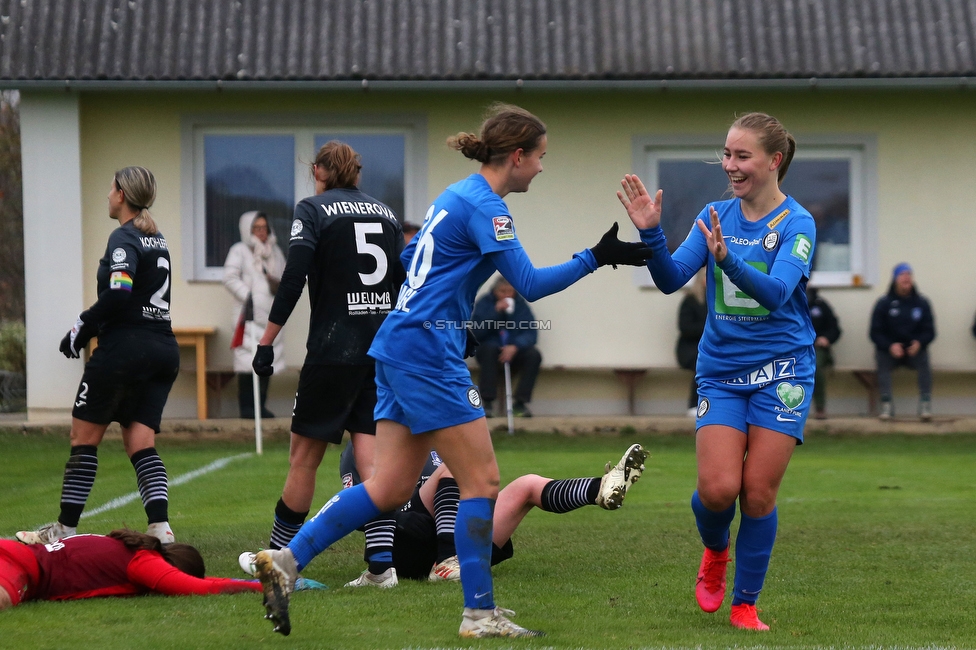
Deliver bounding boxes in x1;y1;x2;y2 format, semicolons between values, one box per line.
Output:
223;211;286;418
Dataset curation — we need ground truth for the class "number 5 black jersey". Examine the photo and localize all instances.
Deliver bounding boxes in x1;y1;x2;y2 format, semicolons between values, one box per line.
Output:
286;187;405;365
84;221;173;335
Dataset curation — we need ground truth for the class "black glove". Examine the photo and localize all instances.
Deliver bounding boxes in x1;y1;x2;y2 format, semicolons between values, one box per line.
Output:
464;328;480;359
59;317;97;359
252;345;275;377
589;222;654;269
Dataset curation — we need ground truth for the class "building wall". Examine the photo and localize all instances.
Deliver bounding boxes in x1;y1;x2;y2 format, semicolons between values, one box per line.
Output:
68;88;976;417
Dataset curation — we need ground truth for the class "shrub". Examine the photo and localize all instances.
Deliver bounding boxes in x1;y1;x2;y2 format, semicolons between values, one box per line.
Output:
0;320;26;374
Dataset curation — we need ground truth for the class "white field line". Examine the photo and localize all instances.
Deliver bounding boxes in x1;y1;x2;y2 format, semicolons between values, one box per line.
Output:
77;452;252;520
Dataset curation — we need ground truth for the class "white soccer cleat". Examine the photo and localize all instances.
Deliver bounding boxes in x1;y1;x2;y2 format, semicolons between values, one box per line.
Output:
344;567;398;588
146;522;175;545
254;548;298;636
16;522;76;544
596;443;650;510
428;555;461;582
458;607;546;638
239;551;258;577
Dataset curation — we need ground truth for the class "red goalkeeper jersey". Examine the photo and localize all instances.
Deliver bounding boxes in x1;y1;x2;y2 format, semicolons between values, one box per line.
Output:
25;534;260;600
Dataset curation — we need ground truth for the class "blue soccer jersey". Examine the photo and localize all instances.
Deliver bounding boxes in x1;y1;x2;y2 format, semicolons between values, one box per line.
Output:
368;174;527;376
640;196;816;380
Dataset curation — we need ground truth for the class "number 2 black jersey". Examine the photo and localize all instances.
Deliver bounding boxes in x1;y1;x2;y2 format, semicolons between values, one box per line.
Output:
288;187;405;365
84;221;173;336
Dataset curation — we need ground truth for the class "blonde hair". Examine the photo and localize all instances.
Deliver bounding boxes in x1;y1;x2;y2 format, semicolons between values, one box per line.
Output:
114;166;158;235
314;141;362;190
448;103;546;164
731;112;796;184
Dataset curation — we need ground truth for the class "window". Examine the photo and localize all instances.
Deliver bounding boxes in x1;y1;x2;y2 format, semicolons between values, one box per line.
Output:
182;116;427;281
632;135;877;288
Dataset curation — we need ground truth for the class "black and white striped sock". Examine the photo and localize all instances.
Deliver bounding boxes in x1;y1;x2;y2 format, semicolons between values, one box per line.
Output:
364;515;396;574
433;477;460;562
269;498;307;550
540;477;601;513
130;447;169;525
58;445;98;527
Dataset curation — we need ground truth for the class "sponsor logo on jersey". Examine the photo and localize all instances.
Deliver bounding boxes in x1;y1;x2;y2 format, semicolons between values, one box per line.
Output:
722;358;796;386
142;306;171;321
767;208;790;229
112;247;126;264
791;234;812;264
109;271;133;291
728;236;760;246
290;219;304;238
776;382;805;409
492;216;515;241
347;291;392;315
696;397;709;419
762;230;780;251
466;385;483;408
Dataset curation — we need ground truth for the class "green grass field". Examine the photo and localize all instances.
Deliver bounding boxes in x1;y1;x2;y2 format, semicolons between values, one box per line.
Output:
1;430;975;649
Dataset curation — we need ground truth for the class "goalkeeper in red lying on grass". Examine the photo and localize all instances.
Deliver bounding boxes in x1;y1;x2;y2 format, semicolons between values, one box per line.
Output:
0;529;261;609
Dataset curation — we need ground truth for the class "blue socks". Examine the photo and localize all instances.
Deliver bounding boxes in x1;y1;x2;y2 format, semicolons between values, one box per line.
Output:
454;497;495;610
732;507;778;606
288;484;381;571
691;490;735;551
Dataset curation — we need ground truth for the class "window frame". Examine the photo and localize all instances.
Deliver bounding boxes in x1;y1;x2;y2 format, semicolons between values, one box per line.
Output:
181;113;427;282
630;133;878;289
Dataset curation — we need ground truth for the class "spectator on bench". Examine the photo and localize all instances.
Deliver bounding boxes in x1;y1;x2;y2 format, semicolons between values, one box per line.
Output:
471;277;542;417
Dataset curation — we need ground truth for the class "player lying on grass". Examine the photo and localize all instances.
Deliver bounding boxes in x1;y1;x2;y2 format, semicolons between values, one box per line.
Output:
241;443;650;586
0;529;260;609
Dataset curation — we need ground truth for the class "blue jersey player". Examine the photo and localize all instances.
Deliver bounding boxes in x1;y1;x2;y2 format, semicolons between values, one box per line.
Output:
250;103;652;638
618;113;815;632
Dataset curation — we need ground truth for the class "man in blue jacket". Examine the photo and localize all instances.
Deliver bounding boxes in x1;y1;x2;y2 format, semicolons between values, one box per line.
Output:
471;278;542;417
869;263;936;421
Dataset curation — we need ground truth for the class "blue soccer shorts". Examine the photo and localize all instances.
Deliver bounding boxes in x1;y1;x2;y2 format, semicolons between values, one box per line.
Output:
374;361;484;434
694;351;815;443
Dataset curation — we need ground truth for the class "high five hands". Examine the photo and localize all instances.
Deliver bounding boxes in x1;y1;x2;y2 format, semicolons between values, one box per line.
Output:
617;174;727;264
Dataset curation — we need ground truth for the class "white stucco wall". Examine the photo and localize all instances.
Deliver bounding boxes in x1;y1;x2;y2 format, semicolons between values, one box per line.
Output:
20;92;85;418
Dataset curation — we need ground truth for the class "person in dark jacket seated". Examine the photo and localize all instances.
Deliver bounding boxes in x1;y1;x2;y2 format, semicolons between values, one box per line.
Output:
471;277;542;417
869;263;936;421
807;287;842;419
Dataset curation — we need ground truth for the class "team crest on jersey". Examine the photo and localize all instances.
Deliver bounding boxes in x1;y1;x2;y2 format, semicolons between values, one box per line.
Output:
341;472;354;489
762;230;780;251
466;386;483;408
290;219;304;237
791;234;812;264
492;216;515;241
112;247;126;264
696;397;709;419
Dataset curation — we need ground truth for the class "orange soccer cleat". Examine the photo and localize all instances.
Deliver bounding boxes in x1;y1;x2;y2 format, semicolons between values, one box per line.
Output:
730;603;770;631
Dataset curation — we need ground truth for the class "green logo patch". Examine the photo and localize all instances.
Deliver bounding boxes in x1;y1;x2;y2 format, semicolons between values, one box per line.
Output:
791;234;812;264
776;382;805;410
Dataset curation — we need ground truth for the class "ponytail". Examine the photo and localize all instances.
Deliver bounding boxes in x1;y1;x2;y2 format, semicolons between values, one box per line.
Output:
108;529;206;579
448;103;546;164
114;166;159;235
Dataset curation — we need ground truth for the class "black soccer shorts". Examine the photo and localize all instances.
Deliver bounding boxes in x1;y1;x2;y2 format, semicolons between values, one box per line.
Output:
291;364;377;443
72;329;180;433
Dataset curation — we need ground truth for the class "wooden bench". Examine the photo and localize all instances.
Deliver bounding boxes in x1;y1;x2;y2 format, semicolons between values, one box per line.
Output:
172;327;217;420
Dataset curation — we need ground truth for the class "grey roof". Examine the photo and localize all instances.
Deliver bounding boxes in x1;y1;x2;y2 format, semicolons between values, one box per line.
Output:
3;0;976;87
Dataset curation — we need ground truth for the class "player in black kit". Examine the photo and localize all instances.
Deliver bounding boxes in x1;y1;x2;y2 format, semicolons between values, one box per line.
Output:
249;141;407;587
16;167;180;546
